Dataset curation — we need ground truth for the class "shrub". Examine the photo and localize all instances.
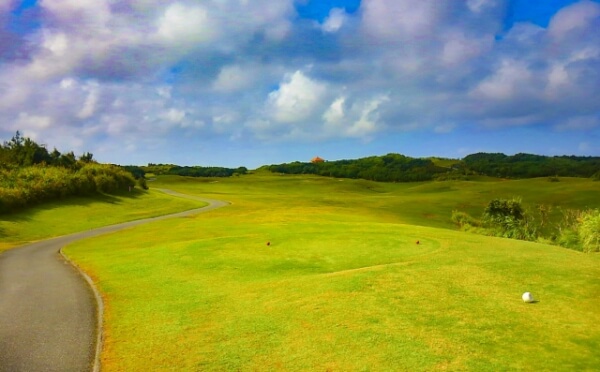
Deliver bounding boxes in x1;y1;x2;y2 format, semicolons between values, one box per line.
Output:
451;210;479;227
137;177;149;190
483;198;524;223
579;209;600;253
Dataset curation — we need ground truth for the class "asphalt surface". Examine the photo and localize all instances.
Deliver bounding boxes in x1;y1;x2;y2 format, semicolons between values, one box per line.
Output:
0;190;228;372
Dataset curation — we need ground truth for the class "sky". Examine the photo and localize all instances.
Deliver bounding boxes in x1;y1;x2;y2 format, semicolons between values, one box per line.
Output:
0;0;599;168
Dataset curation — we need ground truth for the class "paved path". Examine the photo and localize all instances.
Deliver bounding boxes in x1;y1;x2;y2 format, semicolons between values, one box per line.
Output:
0;190;228;371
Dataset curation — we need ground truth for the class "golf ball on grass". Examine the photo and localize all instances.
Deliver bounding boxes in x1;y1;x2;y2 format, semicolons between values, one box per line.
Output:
522;292;535;303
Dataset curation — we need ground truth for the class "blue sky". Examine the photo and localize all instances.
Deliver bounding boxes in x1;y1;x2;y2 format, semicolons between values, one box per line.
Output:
0;0;599;167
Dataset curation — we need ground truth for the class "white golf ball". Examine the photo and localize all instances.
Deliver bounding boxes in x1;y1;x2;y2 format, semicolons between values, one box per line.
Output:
522;292;535;303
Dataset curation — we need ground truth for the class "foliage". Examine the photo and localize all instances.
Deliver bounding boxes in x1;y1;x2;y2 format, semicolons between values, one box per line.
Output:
142;163;247;178
0;132;139;214
482;198;525;223
0;164;136;214
579;209;600;253
473;198;538;241
463;152;600;178
268;153;447;182
138;177;149;190
0;131;94;169
592;171;600;181
451;210;479;228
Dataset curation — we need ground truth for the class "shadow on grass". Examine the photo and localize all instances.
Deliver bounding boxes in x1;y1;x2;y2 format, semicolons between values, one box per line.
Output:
0;188;150;228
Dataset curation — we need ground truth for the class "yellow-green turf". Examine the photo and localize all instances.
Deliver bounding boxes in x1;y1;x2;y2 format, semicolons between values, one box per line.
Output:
61;174;600;371
0;189;206;252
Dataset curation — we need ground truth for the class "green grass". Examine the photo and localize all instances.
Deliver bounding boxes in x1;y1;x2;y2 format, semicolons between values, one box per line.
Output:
62;174;600;371
0;188;206;252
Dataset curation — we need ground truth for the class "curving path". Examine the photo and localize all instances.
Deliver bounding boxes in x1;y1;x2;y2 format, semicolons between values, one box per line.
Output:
0;190;228;372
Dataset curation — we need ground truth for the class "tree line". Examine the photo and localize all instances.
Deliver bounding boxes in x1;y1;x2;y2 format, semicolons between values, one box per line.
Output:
265;152;600;182
139;163;248;178
266;154;447;182
463;152;600;178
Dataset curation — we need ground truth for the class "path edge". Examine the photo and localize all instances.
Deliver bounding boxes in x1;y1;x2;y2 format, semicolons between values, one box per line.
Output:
59;249;104;372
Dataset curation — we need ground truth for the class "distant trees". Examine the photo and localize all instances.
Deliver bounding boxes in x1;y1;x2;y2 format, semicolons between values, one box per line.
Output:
267;152;600;183
140;163;248;178
267;153;446;182
463;152;600;178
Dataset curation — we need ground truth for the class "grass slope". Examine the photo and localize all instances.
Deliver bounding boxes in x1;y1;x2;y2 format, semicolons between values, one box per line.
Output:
0;189;207;252
64;174;600;371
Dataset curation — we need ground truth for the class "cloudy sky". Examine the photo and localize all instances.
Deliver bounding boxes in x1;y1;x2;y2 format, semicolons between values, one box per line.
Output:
1;0;599;167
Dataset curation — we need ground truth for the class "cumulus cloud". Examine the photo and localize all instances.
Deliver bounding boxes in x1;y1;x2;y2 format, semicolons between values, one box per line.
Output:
267;71;328;124
321;8;348;33
157;3;218;46
0;0;598;163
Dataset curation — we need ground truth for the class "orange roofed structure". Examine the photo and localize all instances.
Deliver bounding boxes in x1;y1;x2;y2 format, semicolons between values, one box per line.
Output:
311;156;325;163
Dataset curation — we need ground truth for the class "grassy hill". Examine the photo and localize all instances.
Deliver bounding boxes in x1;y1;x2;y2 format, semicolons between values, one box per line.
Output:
57;174;600;371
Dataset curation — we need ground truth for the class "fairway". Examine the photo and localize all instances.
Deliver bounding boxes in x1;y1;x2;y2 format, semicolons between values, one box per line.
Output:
59;174;600;371
0;189;207;252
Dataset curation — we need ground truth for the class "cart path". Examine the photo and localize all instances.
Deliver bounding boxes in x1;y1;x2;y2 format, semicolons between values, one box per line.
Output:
0;190;228;372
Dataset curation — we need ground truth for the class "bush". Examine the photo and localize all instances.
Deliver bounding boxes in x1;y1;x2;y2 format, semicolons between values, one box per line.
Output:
579;209;600;253
481;198;538;241
483;198;525;223
557;229;581;251
451;210;479;227
0;163;137;214
137;177;149;190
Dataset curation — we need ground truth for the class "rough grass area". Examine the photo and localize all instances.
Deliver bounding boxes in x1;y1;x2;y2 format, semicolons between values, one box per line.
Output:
64;174;600;371
0;189;206;251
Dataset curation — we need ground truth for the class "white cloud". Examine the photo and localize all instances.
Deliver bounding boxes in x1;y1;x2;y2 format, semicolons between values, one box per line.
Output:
345;96;389;137
78;83;100;119
323;97;346;125
548;0;600;37
322;8;348;33
162;108;186;124
157;3;218;45
472;59;534;101
362;0;442;40
267;71;328;124
213;65;255;93
14;113;53;139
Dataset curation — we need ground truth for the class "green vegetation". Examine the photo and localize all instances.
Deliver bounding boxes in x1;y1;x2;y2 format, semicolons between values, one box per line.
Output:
266;152;599;183
579;209;600;253
60;174;600;371
267;153;446;182
142;163;248;177
463;152;600;178
0;132;140;214
452;196;600;252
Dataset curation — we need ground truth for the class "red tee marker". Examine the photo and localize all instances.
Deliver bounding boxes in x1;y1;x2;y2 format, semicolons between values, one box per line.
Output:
266;242;271;246
416;240;420;245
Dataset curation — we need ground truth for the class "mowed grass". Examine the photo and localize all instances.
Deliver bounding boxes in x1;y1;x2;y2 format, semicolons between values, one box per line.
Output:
0;189;207;252
63;174;600;371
